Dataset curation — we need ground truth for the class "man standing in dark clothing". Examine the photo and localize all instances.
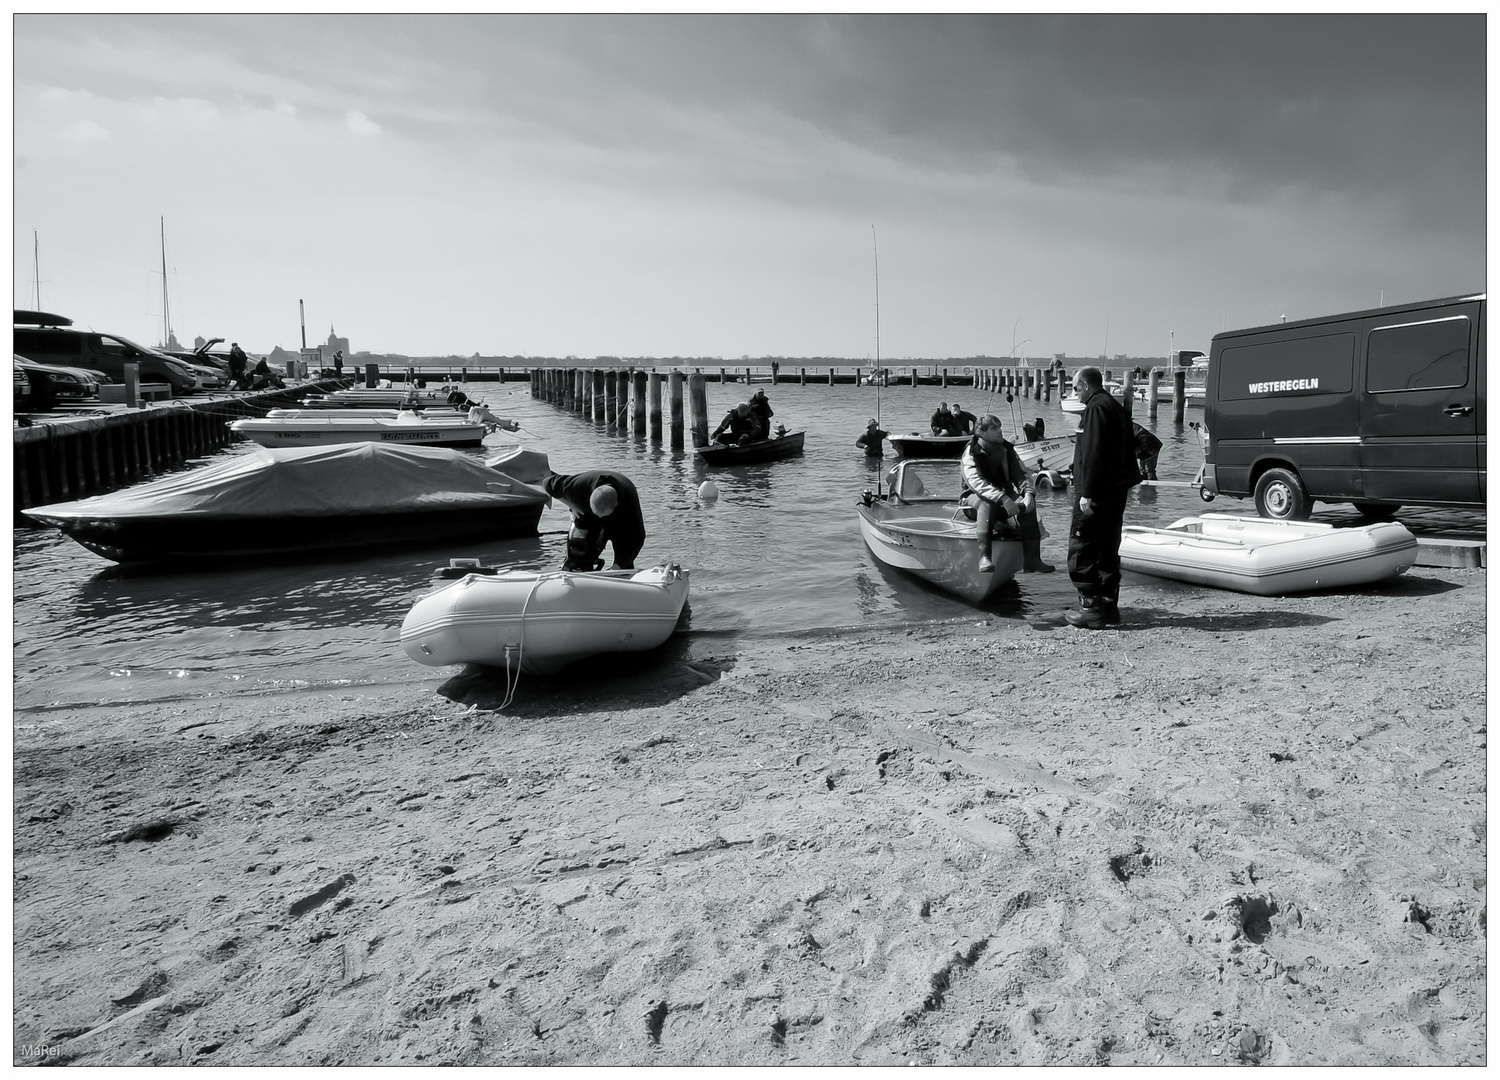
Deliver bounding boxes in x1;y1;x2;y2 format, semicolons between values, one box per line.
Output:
228;342;249;389
542;469;646;571
748;389;774;440
1065;366;1141;628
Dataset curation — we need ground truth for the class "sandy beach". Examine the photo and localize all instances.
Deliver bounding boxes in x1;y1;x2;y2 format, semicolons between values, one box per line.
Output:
13;564;1486;1067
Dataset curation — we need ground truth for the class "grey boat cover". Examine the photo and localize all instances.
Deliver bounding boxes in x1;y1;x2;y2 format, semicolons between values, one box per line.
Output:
25;442;552;522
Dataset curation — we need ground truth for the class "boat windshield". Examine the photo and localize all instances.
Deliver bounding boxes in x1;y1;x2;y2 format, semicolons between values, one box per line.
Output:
896;459;961;501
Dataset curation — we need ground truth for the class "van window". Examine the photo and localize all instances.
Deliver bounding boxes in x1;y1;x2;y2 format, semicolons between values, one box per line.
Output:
1216;332;1354;401
14;329;81;356
1366;316;1469;393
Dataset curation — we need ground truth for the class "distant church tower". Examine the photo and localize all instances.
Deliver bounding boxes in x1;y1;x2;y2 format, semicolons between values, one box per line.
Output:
326;324;351;357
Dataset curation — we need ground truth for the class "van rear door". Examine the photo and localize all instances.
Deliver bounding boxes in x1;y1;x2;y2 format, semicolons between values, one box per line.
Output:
1359;299;1482;505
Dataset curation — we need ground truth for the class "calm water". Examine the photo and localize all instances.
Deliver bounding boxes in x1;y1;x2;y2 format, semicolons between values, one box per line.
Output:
13;379;1219;712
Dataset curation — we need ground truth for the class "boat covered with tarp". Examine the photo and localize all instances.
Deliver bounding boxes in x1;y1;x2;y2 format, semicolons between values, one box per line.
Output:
23;443;552;565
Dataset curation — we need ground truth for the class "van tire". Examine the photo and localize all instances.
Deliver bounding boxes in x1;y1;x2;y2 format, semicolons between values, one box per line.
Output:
1353;501;1401;521
1254;468;1311;521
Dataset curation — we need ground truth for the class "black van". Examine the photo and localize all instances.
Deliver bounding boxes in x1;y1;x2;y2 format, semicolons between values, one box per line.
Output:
1202;293;1485;520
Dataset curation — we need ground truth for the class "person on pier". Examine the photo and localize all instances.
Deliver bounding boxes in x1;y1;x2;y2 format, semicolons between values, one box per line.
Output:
228;342;250;389
543;469;646;572
959;414;1055;575
855;418;889;457
712;402;763;446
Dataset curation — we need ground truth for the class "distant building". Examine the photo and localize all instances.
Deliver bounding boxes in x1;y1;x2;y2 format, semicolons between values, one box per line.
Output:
325;325;351;357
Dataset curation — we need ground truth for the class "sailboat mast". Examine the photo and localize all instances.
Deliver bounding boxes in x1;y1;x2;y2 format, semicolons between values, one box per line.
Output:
159;217;173;349
32;230;40;310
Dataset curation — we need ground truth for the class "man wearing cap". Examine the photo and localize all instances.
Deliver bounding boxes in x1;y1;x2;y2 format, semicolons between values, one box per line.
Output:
543;469;646;572
855;417;889;457
748;389;774;442
711;402;763;446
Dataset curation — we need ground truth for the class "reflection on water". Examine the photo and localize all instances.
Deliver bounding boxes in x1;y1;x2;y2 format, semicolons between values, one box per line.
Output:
15;379;1228;710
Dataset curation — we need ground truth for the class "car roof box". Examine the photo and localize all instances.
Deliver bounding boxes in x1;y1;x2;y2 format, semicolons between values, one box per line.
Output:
14;310;73;327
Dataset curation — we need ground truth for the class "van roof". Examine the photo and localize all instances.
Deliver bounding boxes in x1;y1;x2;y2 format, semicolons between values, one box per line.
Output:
1212;292;1485;343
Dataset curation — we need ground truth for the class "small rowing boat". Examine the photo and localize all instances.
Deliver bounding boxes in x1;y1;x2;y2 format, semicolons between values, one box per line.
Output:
1119;513;1418;595
892;431;1075;474
400;563;690;675
695;431;805;465
855;458;1022;602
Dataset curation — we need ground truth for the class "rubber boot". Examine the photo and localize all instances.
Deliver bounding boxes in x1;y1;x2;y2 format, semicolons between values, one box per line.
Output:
975;498;995;573
1022;531;1055;573
1064;595;1108;630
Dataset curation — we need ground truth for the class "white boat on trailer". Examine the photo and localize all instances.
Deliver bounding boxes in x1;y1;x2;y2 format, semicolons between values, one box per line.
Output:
1119;513;1418;595
855;458;1023;602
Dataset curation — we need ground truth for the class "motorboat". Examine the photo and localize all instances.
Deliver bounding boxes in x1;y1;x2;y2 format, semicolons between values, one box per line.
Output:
890;433;967;459
1015;433;1076;474
400;563;690;676
695;430;805;465
305;388;453;408
22;443;553;565
229;410;491;447
855;458;1023;602
892;431;1075;474
1119;513;1418;595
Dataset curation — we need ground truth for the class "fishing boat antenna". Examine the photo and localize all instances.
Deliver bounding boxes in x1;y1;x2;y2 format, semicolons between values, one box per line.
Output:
872;224;881;427
300;299;308;351
873;224;883;495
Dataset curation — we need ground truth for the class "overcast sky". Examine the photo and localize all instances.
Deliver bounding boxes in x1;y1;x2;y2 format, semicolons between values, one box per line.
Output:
12;13;1487;361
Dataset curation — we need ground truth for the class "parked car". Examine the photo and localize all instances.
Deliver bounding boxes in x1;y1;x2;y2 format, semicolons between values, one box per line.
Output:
14;354;108;411
14;312;201;396
14;358;29;410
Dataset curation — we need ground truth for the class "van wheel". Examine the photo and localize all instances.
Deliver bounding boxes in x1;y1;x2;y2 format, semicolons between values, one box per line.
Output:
1253;468;1311;520
1353;501;1400;521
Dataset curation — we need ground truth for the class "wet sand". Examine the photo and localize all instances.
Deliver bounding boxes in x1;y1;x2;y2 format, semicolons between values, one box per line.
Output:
13;566;1486;1066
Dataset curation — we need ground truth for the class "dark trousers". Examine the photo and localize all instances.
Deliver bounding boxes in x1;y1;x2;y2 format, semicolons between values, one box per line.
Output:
1068;490;1128;604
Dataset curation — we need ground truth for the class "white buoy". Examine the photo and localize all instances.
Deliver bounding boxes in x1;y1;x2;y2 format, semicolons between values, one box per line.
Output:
697;480;719;503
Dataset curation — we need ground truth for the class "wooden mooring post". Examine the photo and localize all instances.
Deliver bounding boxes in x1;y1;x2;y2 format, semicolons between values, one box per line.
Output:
631;370;647;438
1173;369;1187;425
1148;369;1161;419
647;372;663;442
688;373;709;448
669;370;685;450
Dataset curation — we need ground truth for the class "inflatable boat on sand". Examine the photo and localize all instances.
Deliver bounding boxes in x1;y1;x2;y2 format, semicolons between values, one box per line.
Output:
1120;513;1418;595
401;564;691;676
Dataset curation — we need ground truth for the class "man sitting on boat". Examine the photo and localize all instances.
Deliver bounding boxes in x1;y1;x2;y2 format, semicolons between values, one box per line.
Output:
543;469;646;572
930;402;956;436
748;390;774;441
1023;417;1046;443
855;417;889;457
712;402;764;446
950;403;977;436
960;415;1055;575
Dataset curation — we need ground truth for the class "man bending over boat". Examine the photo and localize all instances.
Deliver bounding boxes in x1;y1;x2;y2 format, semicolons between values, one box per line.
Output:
712;402;763;446
960;415;1054;575
544;469;646;572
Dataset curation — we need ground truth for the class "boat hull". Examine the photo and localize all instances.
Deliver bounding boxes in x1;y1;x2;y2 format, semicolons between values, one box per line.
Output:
229;418;488;447
856;501;1022;602
1120;513;1418;595
695;431;805;465
34;504;545;564
890;434;967;459
401;565;691;675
